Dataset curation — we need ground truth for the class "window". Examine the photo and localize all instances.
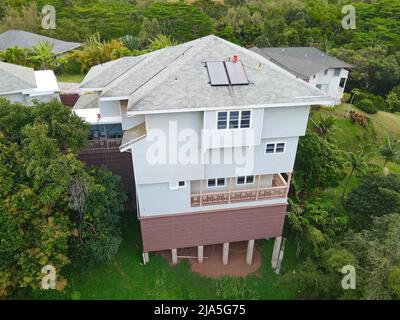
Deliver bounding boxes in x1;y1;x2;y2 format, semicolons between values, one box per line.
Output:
265;142;286;154
170;181;186;190
240;110;251;128
217;112;228;129
237;175;255;185
89;123;123;140
207;178;225;188
217;111;251;130
334;68;341;76
178;181;186;187
265;143;275;154
229;111;239;129
316;84;328;93
276;143;285;153
324;69;328;75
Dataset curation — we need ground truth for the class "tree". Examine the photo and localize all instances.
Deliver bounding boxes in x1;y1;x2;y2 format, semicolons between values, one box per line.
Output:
295;131;345;194
281;214;400;299
0;46;31;67
386;90;400;113
148;34;178;51
142;2;214;43
0;99;126;297
379;137;400;167
316;114;336;138
346;174;400;227
341;151;367;201
28;41;57;70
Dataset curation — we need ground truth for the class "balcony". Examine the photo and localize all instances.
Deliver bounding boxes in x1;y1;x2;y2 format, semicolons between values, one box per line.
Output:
190;173;290;207
87;138;122;150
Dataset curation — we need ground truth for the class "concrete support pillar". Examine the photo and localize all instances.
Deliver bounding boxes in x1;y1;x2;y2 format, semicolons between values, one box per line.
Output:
198;245;204;264
271;237;282;269
142;252;149;264
246;240;255;265
172;248;178;265
222;242;229;265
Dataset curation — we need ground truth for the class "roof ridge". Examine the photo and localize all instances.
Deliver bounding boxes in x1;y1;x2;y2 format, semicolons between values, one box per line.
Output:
0;61;36;90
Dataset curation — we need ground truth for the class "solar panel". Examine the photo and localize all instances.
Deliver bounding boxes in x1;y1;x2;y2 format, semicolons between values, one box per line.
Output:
206;61;229;86
224;61;249;85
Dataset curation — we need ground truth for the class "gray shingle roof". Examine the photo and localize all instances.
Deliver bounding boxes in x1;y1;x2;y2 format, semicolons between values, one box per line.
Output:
0;61;36;93
80;56;145;89
82;35;335;114
0;30;81;54
251;47;352;79
73;93;99;110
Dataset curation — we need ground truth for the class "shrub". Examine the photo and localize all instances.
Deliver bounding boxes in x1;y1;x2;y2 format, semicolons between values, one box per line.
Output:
349;111;369;127
357;99;377;114
352;90;386;111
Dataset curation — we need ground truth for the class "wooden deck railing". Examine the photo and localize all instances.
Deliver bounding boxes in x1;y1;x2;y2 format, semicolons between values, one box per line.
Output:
87;138;122;150
190;173;289;207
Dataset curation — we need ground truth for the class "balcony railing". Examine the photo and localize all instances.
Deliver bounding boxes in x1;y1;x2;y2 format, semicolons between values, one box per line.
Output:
191;173;290;207
87;138;122;150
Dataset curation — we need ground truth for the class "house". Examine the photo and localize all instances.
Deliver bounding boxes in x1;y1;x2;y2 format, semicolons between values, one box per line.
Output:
0;61;60;104
251;47;352;105
0;30;81;55
75;35;335;267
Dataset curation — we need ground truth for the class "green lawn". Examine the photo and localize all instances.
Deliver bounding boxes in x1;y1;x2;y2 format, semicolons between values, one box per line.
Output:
16;211;301;300
57;73;85;83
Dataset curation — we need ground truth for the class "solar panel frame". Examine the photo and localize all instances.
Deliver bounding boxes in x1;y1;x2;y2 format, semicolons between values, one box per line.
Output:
224;61;249;85
205;61;230;86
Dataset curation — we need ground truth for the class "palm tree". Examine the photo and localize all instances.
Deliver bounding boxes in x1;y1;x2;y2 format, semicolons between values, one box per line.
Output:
379;137;400;167
28;41;56;70
317;115;336;138
341;150;367;201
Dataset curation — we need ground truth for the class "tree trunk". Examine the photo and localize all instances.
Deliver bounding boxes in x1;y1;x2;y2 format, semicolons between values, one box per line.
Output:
341;168;355;201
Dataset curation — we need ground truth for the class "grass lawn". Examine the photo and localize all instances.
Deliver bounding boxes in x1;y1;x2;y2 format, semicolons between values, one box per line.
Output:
57;73;85;83
15;211;302;300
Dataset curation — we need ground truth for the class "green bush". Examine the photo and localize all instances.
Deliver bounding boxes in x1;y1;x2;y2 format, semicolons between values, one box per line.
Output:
357;99;378;114
353;90;386;111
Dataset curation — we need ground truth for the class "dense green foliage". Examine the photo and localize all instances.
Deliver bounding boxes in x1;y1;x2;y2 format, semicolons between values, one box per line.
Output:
0;99;126;297
346;174;400;225
357;98;377;114
294;131;345;193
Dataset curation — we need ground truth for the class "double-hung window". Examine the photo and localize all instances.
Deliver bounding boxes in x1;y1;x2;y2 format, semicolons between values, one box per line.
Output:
217;110;251;129
207;178;226;188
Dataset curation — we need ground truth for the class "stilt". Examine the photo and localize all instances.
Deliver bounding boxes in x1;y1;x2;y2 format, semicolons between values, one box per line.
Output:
142;252;149;264
246;240;255;265
172;248;178;265
271;237;282;269
222;242;229;265
198;245;204;264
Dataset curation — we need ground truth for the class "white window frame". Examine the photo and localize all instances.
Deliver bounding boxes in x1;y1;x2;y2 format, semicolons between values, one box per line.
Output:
207;178;226;188
216;110;251;130
324;69;329;75
170;181;186;190
265;142;286;154
236;175;255;185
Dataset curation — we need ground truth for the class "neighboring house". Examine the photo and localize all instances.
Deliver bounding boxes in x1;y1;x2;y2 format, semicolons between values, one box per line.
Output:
75;35;335;267
0;30;81;55
0;61;60;104
251;47;352;105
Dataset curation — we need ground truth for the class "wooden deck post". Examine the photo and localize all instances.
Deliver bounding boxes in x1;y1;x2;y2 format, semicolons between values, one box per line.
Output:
222;243;229;265
286;172;292;197
172;248;178;265
198;245;204;264
246;240;255;265
271;237;282;269
142;252;149;264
